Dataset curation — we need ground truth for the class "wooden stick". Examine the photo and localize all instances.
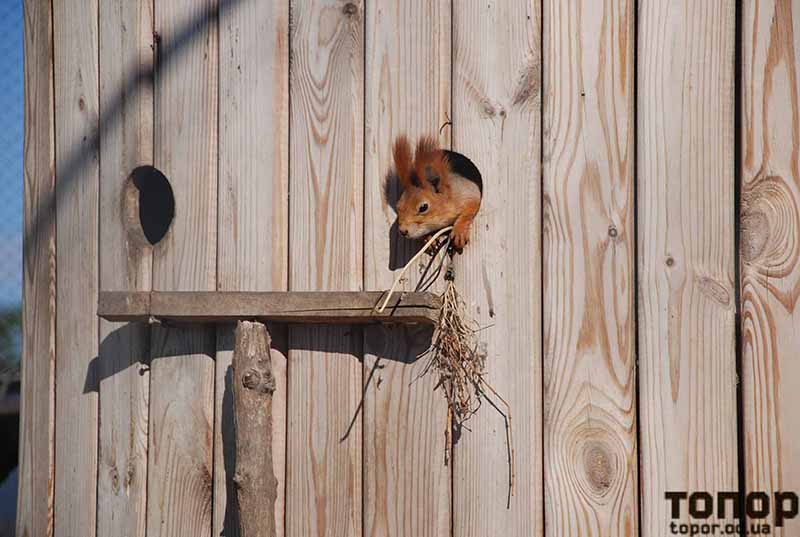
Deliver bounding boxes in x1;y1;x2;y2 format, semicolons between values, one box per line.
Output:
376;226;453;313
232;321;278;537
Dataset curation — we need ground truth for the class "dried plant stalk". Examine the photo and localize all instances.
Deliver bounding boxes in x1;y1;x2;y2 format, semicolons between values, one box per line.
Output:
419;277;515;507
377;229;515;506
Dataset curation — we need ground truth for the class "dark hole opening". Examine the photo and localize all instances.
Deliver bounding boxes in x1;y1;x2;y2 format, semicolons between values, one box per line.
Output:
128;166;174;246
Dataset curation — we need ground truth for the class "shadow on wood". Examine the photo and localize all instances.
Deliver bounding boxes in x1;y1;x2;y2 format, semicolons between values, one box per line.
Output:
221;364;241;536
87;322;433;390
25;0;249;262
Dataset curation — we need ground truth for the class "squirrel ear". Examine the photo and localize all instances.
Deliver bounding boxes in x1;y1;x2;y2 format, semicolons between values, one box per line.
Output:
393;136;413;190
424;165;441;193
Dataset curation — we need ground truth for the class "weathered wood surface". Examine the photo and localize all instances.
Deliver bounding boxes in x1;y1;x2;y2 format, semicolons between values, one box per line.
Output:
214;2;289;534
148;1;218;536
99;291;440;324
741;2;800;535
53;0;100;535
232;321;279;537
543;0;637;536
363;1;452;534
17;0;56;535
27;1;800;535
97;1;153;536
451;1;543;536
287;0;364;535
637;2;738;536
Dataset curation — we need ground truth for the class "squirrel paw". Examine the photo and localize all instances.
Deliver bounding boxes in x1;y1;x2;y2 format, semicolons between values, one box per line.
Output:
452;225;470;250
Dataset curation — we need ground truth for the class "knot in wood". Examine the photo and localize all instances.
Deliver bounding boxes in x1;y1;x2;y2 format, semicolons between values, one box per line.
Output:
110;467;120;494
242;369;261;390
242;367;276;395
741;210;769;262
583;442;614;495
697;276;731;307
342;2;357;16
232;471;248;489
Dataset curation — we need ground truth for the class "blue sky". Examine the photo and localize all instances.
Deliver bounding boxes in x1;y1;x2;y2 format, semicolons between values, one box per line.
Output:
0;0;23;310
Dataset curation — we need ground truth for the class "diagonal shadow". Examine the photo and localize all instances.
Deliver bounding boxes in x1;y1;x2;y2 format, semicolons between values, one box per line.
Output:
86;321;434;392
26;0;247;260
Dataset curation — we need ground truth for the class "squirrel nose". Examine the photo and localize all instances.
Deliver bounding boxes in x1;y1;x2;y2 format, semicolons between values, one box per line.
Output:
399;227;409;237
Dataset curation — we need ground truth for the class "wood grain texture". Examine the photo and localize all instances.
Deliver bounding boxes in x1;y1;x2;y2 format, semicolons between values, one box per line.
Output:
214;1;289;534
17;0;56;535
451;1;542;536
637;2;738;536
53;0;100;535
97;1;153;535
287;0;364;535
741;2;800;535
542;1;637;536
148;1;218;536
363;3;451;533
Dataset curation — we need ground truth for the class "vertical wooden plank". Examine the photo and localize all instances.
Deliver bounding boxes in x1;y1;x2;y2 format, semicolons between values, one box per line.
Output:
148;1;218;536
97;1;153;536
542;1;637;536
52;0;100;534
637;2;738;536
286;0;363;535
363;1;451;535
214;0;289;535
18;0;56;535
451;1;542;536
741;1;800;535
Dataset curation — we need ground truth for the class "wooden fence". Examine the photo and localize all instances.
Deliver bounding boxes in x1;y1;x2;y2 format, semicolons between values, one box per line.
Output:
17;0;800;536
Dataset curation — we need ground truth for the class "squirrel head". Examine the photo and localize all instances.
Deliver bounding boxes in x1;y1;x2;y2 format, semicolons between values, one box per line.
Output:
393;135;455;239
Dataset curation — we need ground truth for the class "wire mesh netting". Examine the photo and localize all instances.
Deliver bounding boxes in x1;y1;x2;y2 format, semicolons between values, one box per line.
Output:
0;4;22;533
0;0;23;387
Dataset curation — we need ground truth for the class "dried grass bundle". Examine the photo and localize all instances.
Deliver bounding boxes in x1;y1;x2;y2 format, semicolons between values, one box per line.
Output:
377;227;515;506
421;280;486;435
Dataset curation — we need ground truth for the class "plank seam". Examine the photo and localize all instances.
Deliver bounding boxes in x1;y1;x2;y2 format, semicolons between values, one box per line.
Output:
733;2;746;536
632;1;643;537
284;4;291;536
93;0;101;533
49;0;58;535
449;1;455;535
540;0;547;532
360;1;366;536
144;2;156;535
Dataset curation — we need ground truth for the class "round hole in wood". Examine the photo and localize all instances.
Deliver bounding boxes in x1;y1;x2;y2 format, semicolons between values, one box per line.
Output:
122;166;175;246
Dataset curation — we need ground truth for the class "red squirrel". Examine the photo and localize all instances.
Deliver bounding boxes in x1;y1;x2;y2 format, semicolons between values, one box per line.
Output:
392;135;482;249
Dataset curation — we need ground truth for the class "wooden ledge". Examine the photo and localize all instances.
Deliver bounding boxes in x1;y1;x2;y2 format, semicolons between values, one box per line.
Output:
98;291;442;325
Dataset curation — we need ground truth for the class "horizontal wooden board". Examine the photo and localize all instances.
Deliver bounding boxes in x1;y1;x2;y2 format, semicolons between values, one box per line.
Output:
98;291;441;324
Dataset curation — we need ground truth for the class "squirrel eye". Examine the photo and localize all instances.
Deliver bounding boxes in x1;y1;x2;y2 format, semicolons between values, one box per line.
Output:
418;202;429;214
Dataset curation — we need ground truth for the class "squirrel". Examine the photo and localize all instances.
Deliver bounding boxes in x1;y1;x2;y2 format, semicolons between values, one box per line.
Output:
392;135;482;250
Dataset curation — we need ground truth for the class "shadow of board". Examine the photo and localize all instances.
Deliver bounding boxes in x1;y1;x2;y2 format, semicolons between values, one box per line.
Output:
85;320;434;535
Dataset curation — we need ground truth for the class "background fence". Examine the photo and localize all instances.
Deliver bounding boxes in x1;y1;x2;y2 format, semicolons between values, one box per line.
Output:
0;1;23;536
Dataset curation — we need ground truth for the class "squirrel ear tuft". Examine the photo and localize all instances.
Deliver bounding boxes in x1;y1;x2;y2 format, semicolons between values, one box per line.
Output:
424;165;441;192
414;136;449;193
393;135;413;190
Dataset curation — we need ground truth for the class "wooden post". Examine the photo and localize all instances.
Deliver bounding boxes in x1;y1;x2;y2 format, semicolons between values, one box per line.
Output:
232;320;278;537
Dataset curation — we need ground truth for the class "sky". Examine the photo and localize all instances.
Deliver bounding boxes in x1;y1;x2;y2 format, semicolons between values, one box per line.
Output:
0;0;24;310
